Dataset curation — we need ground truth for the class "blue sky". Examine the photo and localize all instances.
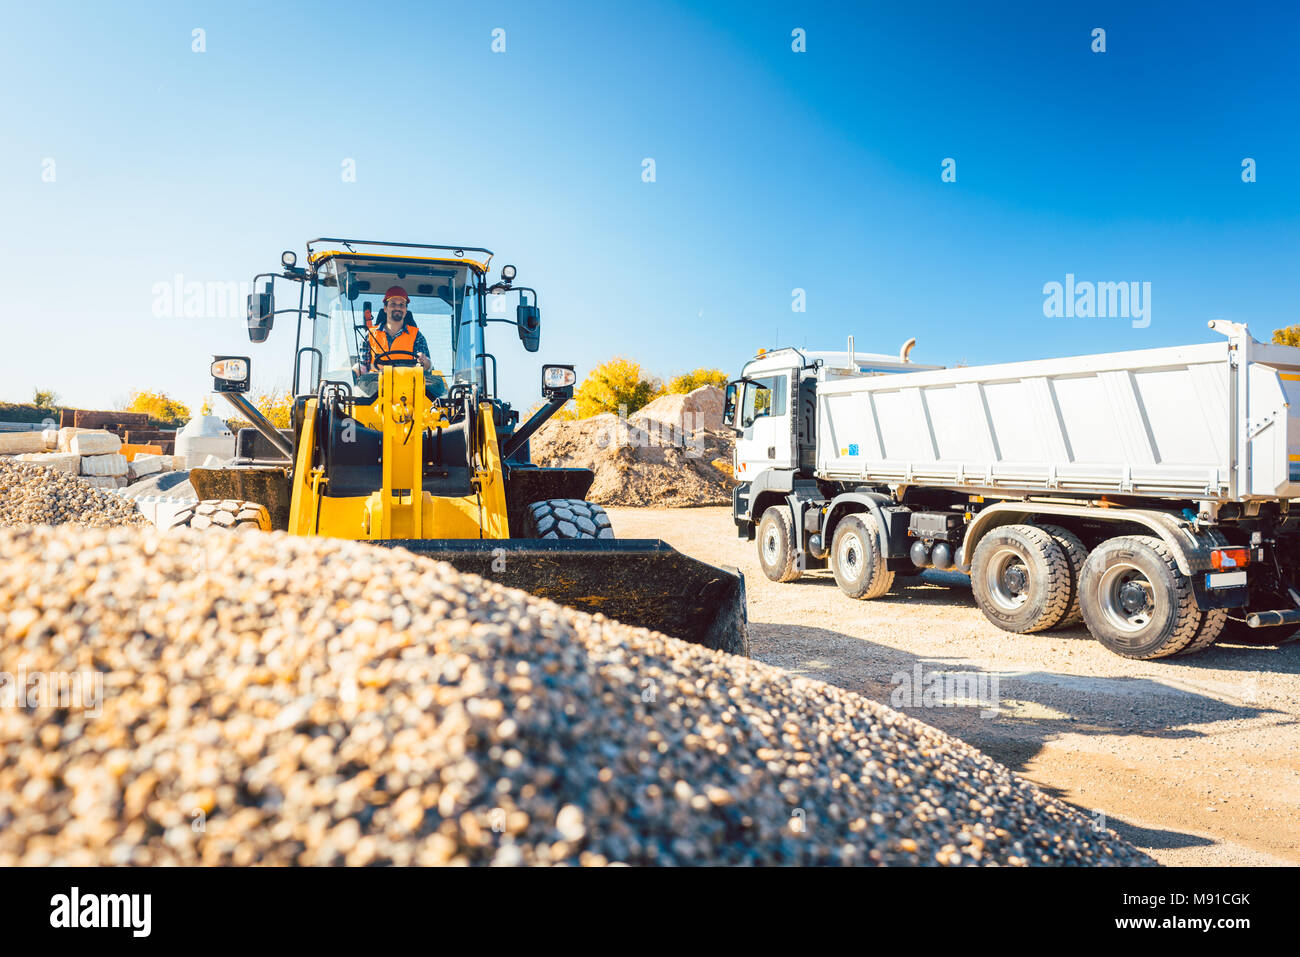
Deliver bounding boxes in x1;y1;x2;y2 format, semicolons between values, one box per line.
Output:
1;0;1296;414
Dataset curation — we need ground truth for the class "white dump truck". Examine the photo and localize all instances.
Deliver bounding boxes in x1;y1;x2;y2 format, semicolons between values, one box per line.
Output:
724;321;1300;659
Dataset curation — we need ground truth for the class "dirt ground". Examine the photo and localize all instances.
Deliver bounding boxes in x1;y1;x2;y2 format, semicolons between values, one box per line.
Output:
608;505;1300;867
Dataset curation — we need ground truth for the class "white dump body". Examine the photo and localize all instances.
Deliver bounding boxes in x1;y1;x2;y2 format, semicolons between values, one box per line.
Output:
815;324;1300;503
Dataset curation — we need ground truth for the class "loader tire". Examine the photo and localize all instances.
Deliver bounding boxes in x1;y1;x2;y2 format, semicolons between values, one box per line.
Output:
970;524;1072;634
168;499;272;533
520;499;614;539
757;506;800;583
1079;535;1205;659
830;513;894;600
1037;524;1088;628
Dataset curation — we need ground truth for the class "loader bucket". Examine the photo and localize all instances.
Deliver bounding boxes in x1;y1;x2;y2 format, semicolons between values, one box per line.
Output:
378;538;748;656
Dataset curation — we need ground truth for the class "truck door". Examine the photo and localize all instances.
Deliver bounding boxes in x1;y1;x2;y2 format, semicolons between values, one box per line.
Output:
736;371;795;479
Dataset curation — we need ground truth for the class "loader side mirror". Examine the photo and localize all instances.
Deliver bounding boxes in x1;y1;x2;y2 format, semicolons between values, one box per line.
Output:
723;380;742;432
517;304;541;352
247;283;274;343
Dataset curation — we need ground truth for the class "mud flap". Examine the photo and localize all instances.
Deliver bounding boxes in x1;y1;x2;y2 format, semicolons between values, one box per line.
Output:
378;538;748;656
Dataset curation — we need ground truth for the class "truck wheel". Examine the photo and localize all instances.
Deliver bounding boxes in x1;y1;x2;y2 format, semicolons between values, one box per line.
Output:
830;514;894;600
1176;608;1229;656
168;499;272;532
970;524;1072;633
1078;536;1205;659
1037;524;1088;627
757;506;800;582
519;499;614;539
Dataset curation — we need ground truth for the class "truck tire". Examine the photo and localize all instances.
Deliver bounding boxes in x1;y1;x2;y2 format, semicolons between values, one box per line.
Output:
1037;524;1088;628
830;513;894;600
1175;608;1230;656
970;524;1072;633
168;499;272;532
1078;535;1205;659
519;499;614;539
757;506;800;582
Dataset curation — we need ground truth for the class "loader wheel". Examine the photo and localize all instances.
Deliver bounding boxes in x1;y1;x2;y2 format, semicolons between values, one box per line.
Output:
1037;524;1088;628
757;506;800;583
970;524;1072;634
519;499;614;539
830;513;894;600
168;499;272;533
1078;536;1206;659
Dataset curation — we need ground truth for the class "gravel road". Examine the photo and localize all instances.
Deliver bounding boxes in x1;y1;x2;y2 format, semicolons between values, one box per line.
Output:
608;506;1300;867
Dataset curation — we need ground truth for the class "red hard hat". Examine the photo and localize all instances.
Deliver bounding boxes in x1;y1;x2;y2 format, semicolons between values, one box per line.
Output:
383;285;409;303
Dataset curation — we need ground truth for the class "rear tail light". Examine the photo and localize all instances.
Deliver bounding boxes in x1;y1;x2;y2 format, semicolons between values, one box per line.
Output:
1211;548;1250;570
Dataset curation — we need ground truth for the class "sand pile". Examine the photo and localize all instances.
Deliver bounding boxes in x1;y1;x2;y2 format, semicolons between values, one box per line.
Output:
531;387;736;508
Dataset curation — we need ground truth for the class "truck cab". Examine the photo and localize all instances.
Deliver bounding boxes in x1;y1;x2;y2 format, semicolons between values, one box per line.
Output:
725;341;940;539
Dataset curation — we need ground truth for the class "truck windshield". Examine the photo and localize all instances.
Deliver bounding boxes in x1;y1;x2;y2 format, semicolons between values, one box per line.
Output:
306;258;483;395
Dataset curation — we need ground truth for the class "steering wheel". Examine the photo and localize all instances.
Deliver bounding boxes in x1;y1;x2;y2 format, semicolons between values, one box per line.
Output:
371;349;422;368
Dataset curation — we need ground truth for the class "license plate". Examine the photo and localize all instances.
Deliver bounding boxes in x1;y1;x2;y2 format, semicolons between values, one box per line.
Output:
1206;571;1247;589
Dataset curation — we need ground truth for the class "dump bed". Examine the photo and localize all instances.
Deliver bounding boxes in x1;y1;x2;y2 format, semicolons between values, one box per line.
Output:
815;323;1300;503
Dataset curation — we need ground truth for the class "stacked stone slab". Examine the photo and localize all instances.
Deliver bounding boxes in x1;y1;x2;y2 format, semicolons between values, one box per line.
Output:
13;452;80;474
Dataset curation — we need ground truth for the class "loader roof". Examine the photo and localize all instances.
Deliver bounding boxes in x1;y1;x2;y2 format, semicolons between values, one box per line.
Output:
306;237;494;272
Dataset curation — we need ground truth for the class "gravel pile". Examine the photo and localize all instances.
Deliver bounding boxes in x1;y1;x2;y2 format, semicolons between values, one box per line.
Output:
0;525;1153;866
0;460;147;528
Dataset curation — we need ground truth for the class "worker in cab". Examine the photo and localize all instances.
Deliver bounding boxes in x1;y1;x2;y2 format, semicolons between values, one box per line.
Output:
353;286;433;374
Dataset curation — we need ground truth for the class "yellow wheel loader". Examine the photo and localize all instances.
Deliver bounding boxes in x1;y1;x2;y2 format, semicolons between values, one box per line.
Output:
172;239;746;654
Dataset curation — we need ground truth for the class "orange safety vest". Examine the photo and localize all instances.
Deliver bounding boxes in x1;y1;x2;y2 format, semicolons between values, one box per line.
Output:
367;321;420;366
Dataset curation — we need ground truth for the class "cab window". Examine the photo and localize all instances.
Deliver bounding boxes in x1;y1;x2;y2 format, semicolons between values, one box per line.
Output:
741;374;787;427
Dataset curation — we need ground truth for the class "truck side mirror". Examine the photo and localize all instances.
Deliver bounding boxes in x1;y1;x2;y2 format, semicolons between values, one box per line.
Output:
517;303;541;353
723;380;743;433
247;282;274;343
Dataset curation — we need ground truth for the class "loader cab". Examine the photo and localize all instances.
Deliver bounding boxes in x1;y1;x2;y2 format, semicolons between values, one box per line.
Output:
302;252;488;401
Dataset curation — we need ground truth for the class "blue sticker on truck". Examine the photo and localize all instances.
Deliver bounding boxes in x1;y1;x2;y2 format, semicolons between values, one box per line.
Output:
847;444;859;456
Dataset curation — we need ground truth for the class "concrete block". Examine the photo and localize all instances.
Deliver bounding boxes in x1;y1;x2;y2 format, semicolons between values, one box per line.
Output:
57;427;84;451
14;452;80;474
79;476;119;490
69;431;122;456
128;454;164;479
80;453;129;477
42;429;58;449
0;432;48;454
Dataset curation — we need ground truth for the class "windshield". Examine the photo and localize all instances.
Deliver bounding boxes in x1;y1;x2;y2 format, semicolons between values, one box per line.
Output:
305;258;483;395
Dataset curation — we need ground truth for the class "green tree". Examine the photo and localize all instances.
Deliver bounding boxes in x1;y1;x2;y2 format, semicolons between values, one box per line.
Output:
32;387;58;408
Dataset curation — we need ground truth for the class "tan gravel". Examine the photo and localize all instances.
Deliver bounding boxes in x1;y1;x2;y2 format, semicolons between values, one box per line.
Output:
0;524;1151;866
0;459;146;528
609;505;1300;867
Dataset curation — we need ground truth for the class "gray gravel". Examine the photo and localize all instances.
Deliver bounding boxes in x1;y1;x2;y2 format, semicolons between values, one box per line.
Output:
0;525;1155;866
0;460;146;528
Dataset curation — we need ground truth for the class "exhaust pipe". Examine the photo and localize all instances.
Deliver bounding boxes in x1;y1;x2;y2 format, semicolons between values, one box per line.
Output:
1246;609;1300;628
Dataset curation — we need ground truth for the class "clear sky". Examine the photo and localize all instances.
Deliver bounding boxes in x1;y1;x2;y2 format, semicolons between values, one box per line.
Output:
1;0;1297;415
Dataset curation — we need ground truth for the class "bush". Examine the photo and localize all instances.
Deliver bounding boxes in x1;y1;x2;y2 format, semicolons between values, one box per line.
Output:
573;358;661;418
125;390;191;426
224;391;293;432
1273;326;1300;348
0;402;61;425
665;368;728;394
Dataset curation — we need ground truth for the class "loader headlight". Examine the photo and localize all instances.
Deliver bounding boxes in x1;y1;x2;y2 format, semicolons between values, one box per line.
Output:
211;356;251;393
542;364;576;399
281;250;297;269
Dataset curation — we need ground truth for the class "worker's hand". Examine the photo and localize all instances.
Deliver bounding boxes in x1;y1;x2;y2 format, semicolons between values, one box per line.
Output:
418;355;432;371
